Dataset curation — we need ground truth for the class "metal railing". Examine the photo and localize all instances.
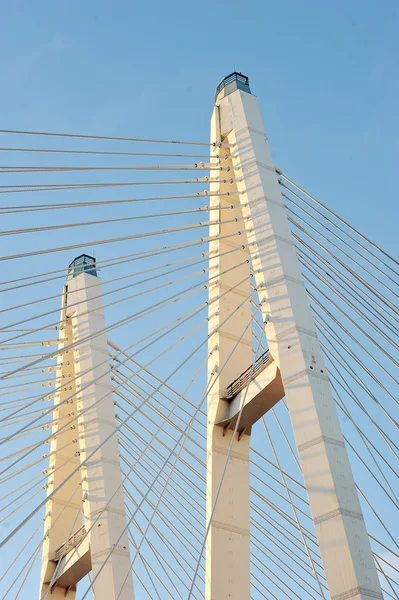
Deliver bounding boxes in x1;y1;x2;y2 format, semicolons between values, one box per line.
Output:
55;525;87;561
67;254;97;280
226;350;270;400
215;72;250;101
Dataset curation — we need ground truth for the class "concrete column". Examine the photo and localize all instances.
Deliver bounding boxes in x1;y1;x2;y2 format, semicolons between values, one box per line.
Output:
67;270;134;600
214;76;382;600
205;108;253;600
40;291;81;599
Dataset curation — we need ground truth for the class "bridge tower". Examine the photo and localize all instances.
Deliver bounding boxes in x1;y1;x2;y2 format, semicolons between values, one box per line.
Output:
39;255;134;599
206;73;382;600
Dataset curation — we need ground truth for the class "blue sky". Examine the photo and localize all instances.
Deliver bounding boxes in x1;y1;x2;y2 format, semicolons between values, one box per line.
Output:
0;1;398;598
0;0;398;251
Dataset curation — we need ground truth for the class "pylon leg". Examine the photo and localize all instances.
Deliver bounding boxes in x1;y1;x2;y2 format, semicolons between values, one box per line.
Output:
205;107;253;600
40;290;82;599
67;268;135;600
212;75;382;600
40;257;135;599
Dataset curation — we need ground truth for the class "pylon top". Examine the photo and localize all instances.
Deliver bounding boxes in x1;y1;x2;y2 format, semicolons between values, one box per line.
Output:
67;254;97;280
214;72;251;103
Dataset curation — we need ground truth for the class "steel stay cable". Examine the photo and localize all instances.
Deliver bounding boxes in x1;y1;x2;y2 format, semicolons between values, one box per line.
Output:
252;565;294;600
289;213;399;302
356;484;399;553
263;417;326;598
0;127;232;147
251;520;327;588
332;381;399;487
0;203;239;238
119;431;205;523
251;551;303;600
0;480;81;593
0;438;78;485
316;327;399;431
296;241;399;337
0;211;245;263
0;405;74;430
279;173;399;267
251;504;324;572
271;407;302;473
0;223;241;292
0;175;238;193
251;487;319;547
112;367;208;447
122;490;203;599
311;305;398;408
120;394;306;515
114;383;207;474
294;235;399;326
251;447;308;491
1;308;206;473
128;550;163;600
117;415;205;499
0;236;243;318
0;471;43;504
375;552;399;576
305;283;399;379
325;352;399;461
299;253;399;352
283;190;399;284
342;424;399;509
120;432;205;525
251;573;278;600
0;163;226;173
0;190;238;216
113;383;207;467
0;145;222;158
251;534;322;599
291;229;399;318
120;459;204;548
117;415;205;501
373;553;399;600
0;434;58;466
0;514;45;584
308;290;399;389
251;471;311;517
2;536;44;599
251;501;323;569
125;524;182;600
295;238;399;335
317;333;399;449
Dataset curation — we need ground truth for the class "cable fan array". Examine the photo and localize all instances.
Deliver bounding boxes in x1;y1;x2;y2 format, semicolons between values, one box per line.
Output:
0;129;397;600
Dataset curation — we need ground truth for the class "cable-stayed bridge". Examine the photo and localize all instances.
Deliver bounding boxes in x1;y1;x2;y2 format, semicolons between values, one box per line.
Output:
0;73;397;600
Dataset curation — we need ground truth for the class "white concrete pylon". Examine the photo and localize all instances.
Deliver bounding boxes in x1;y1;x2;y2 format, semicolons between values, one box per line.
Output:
40;256;134;599
209;73;382;600
206;106;252;599
39;292;82;600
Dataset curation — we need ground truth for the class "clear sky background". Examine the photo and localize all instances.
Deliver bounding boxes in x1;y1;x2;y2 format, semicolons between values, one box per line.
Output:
0;0;398;251
0;2;398;599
